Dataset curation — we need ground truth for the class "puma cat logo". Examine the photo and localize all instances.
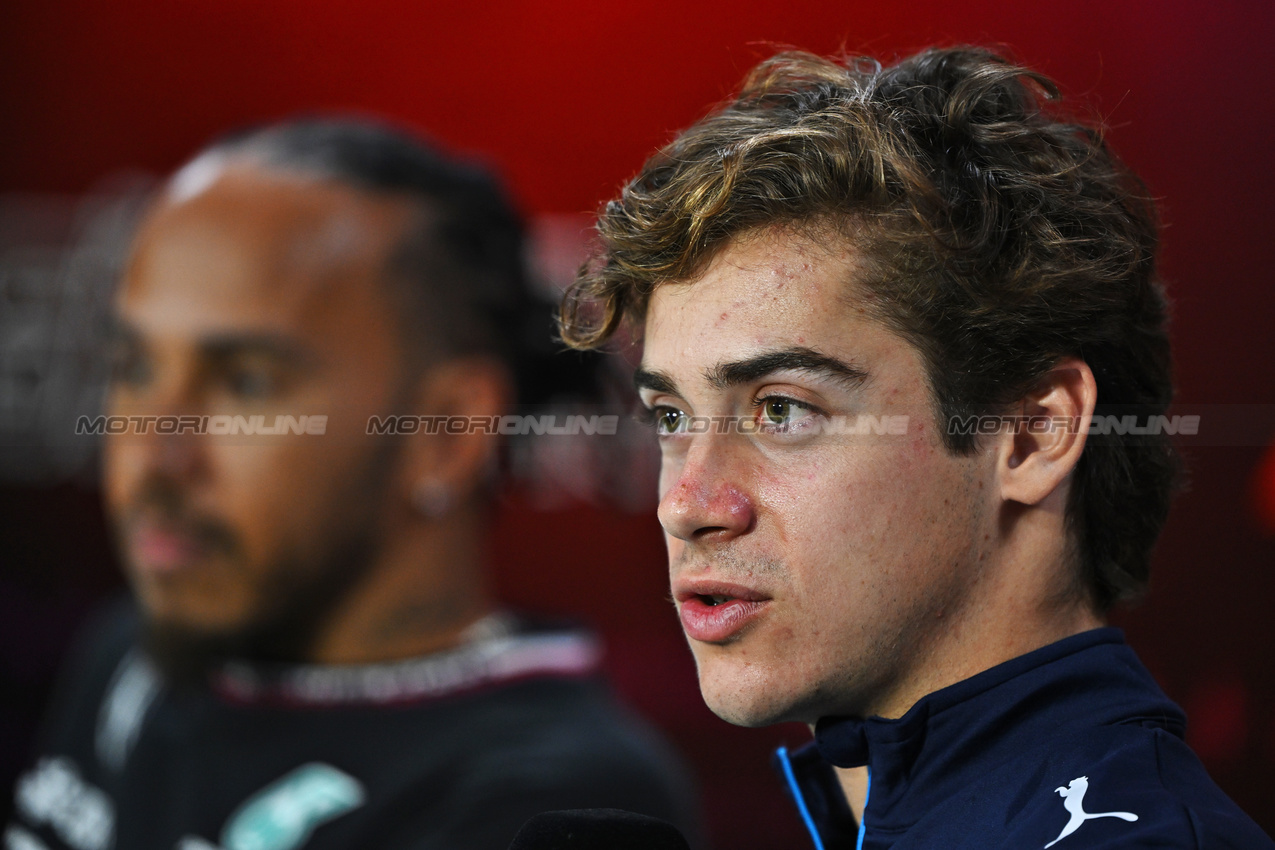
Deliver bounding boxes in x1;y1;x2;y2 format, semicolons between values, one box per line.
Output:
1044;776;1138;848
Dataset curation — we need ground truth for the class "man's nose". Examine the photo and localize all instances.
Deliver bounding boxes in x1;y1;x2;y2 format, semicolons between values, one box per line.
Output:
108;380;208;484
657;440;755;543
142;426;205;481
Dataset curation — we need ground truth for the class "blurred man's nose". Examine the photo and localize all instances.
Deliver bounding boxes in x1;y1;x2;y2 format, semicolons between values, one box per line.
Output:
106;359;209;487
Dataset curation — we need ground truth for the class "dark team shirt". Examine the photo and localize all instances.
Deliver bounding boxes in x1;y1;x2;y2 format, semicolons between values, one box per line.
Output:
776;628;1272;849
6;601;697;850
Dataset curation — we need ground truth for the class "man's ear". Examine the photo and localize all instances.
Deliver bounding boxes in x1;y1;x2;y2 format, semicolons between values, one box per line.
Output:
998;358;1097;507
398;356;511;515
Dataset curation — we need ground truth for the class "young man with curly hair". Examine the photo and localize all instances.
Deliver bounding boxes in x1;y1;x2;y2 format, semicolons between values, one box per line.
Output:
560;47;1272;849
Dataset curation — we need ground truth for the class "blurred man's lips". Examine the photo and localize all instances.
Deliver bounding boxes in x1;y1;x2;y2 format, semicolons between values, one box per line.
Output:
129;523;208;575
674;580;771;643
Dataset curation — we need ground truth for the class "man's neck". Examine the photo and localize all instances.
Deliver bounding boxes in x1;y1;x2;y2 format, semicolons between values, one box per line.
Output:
307;503;493;665
831;602;1102;825
867;493;1104;721
836;765;870;825
877;601;1104;719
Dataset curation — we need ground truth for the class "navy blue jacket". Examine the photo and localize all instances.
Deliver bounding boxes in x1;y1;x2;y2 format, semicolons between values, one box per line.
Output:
776;629;1272;849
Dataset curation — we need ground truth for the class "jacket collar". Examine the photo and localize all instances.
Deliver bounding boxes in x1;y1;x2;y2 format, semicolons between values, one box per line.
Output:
793;628;1184;837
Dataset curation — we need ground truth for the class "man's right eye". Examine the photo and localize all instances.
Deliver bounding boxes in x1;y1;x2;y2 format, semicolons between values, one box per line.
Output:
224;366;277;400
652;406;688;435
108;346;151;388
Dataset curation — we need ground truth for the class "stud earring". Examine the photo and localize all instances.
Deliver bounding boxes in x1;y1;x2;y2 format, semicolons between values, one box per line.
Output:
412;479;452;518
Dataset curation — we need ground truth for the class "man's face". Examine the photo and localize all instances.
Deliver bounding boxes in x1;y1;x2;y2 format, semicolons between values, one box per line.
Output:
638;229;999;726
105;163;415;658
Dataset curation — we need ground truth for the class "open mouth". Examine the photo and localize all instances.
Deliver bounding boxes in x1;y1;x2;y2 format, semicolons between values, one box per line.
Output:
675;583;771;643
674;580;768;606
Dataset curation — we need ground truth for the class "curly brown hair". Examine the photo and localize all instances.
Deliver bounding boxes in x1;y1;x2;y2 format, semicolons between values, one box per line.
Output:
560;46;1181;612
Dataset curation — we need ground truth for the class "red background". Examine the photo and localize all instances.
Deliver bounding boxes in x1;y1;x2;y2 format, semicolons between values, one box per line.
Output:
3;1;1274;846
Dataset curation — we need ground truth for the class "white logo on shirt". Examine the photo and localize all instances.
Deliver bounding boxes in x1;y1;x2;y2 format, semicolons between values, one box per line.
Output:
13;757;114;850
96;652;161;772
1044;776;1138;848
175;763;364;850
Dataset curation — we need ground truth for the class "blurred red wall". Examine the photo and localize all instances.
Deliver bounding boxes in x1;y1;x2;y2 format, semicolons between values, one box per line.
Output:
2;2;1273;846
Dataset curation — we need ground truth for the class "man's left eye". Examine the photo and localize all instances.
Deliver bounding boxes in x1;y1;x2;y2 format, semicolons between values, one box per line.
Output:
225;367;278;400
757;397;816;431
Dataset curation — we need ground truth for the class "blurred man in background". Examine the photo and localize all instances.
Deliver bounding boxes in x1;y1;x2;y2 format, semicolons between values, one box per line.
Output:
560;46;1273;848
7;120;695;850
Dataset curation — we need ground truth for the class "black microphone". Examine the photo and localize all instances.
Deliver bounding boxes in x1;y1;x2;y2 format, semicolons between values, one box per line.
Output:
509;809;691;850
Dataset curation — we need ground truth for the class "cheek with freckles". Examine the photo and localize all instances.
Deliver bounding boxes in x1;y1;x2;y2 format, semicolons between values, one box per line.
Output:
778;439;950;600
748;462;813;549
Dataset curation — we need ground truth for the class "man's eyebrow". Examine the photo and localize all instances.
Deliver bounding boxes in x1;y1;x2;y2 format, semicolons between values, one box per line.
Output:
706;347;868;390
633;368;679;396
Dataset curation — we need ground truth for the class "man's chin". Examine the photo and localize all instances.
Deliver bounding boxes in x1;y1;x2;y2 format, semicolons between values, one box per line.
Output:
141;599;334;687
140;615;251;689
698;675;801;728
695;656;839;728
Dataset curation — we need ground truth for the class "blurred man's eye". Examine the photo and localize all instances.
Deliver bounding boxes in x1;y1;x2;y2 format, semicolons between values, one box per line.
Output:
108;343;152;388
223;365;279;400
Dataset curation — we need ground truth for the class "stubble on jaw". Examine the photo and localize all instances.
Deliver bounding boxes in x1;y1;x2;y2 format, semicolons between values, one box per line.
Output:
683;510;994;727
135;434;402;687
140;525;380;687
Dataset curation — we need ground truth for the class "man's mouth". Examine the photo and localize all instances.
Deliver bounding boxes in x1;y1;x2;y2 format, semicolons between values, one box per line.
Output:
125;515;229;577
129;524;204;575
674;581;771;643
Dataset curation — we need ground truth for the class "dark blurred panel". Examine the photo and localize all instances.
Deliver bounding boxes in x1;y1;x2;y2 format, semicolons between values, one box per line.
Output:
0;482;124;824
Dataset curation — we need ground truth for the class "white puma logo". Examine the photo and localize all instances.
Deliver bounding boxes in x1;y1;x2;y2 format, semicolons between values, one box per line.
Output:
1043;776;1138;848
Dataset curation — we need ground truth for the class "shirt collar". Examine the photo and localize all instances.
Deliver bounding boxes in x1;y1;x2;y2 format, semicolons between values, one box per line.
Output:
209;613;603;707
809;628;1184;833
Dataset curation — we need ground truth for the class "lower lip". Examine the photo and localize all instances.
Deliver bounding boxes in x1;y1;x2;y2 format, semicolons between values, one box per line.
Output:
679;597;769;643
